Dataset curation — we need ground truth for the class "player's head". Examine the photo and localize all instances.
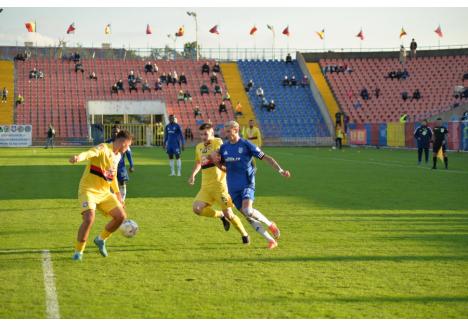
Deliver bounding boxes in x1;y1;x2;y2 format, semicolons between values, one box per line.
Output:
199;123;214;143
249;119;254;128
113;130;133;153
421;119;428;126
169;115;175;124
224;120;240;141
436;118;443;127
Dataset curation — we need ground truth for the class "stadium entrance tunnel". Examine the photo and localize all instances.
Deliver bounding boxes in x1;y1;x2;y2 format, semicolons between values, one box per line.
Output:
87;100;167;146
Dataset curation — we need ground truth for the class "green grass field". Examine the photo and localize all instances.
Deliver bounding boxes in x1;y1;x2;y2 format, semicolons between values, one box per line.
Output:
0;146;467;318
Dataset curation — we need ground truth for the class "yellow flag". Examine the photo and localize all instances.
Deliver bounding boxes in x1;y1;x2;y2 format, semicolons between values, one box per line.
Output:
104;24;111;35
436;147;444;162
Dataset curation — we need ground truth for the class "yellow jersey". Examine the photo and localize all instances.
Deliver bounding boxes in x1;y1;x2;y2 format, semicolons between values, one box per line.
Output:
77;143;121;194
243;126;262;147
195;137;226;188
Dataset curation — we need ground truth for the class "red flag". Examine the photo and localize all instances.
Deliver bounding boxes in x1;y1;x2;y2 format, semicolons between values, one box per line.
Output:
435;25;443;38
250;26;258;36
209;25;219;34
356;29;364;40
66;23;75;34
175;26;184;37
25;22;36;33
146;24;152;35
282;26;290;37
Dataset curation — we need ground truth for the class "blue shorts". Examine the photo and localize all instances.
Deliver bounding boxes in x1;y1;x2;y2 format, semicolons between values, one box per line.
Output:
230;187;255;210
166;146;181;156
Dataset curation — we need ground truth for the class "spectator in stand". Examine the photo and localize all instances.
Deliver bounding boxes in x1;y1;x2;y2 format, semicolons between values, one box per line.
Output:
153;63;159;74
267;100;276;112
166;72;173;86
172;71;178;85
401;69;409;80
245;79;254;92
410;38;417;59
374;87;381;99
128;71;136;83
282;75;290;86
185;127;194;142
111;83;118;95
201;62;210;75
214;84;222;95
301;75;309;87
117;80;125;92
184;90;192;102
72;52;81;63
219;101;228;115
402;91;409;101
461;111;468;121
210;72;218;84
155;78;163;91
135;74;143;84
129;80;138;93
399;45;407;65
412;89;421;101
213;61;221;73
261;96;269;109
160;72;167;83
360;88;370;100
15;94;24;106
144;61;154;74
290;75;297;86
235;101;243;116
345;65;353;74
200;84;209;96
193;106;202;118
353;100;362;109
179;72;187;85
14;51;29;61
177;90;185;103
75;62;84;74
223;92;231;102
463;73;468;82
89;72;98;80
256;87;264;98
142;80;151;93
285;53;292;64
1;87;8;103
29;67;38;79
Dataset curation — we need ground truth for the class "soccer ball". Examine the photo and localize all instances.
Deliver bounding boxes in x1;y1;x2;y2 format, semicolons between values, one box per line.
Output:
120;219;139;238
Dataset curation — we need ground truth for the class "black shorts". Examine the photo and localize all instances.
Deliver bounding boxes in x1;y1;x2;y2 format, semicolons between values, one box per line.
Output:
433;142;447;153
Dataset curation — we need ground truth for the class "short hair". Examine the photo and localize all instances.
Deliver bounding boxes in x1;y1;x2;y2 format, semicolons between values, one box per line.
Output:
115;130;133;140
199;123;213;130
224;120;239;130
436;117;442;121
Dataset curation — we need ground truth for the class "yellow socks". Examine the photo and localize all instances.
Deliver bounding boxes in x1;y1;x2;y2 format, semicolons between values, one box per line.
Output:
200;206;223;219
74;241;86;253
99;229;113;241
228;214;249;237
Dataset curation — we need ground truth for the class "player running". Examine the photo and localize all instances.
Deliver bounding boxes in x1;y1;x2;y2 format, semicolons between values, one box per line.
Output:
163;115;184;176
188;123;250;244
69;130;133;261
214;121;291;249
432;118;449;170
106;127;135;201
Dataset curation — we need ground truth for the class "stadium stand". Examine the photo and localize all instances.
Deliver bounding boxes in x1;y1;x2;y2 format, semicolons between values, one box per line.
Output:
237;59;330;142
14;58;233;140
0;60;15;124
317;54;468;124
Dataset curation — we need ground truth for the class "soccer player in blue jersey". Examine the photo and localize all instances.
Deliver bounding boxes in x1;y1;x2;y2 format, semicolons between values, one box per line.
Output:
163;115;185;176
214;121;291;249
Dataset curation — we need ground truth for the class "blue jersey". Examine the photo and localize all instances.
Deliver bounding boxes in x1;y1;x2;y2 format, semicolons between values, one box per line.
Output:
164;123;184;149
220;138;265;192
106;138;134;182
414;126;433;148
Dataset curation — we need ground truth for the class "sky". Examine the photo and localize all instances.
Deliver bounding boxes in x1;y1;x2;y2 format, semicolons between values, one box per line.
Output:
0;7;467;51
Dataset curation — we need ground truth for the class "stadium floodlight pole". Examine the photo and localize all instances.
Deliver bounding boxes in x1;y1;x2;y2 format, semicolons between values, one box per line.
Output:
187;11;199;61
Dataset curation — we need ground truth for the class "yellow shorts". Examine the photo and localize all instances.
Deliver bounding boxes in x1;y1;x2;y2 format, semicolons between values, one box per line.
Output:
78;190;122;215
195;184;233;210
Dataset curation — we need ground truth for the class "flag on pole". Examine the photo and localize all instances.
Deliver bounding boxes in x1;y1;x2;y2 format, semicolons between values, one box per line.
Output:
399;27;407;39
435;25;443;38
209;25;219;34
250;25;258;36
316;29;325;40
66;23;75;34
146;24;152;35
25;21;36;33
175;26;185;37
104;24;111;35
356;29;364;40
282;26;290;37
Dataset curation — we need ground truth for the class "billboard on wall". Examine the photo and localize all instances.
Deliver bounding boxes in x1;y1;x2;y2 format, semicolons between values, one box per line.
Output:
349;129;367;145
0;125;33;147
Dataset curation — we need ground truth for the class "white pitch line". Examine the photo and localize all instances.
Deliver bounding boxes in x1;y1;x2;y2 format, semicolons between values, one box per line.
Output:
41;250;60;319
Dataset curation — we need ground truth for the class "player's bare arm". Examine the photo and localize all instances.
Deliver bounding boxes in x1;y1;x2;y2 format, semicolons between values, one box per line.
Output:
188;162;201;185
262;154;291;178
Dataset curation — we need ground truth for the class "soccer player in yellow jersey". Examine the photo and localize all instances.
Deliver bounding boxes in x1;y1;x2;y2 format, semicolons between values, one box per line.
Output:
242;119;262;167
188;123;250;245
68;130;133;261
